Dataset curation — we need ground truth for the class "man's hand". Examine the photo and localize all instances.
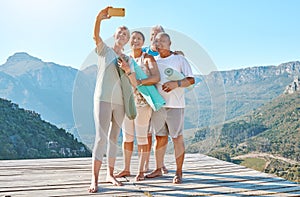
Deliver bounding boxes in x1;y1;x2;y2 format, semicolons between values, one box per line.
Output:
162;81;178;93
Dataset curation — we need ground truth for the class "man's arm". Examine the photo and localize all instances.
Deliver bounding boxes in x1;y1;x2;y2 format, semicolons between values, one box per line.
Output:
162;56;195;93
176;77;195;87
162;77;194;93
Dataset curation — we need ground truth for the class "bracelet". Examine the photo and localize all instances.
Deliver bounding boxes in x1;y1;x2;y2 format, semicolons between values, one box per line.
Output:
126;71;132;76
177;80;181;87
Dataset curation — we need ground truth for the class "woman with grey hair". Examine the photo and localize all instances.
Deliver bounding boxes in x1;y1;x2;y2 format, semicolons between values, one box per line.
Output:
88;6;136;193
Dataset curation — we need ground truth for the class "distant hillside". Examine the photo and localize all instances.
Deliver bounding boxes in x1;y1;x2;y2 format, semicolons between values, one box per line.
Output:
0;98;91;160
187;91;300;182
187;91;300;159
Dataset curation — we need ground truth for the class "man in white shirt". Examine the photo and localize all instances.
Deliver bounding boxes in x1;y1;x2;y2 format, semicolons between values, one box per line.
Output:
146;32;195;184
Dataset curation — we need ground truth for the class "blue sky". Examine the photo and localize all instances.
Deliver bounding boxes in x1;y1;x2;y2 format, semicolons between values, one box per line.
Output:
1;0;299;73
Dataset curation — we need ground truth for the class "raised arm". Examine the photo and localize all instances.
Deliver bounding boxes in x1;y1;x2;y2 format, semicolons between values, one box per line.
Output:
93;7;111;47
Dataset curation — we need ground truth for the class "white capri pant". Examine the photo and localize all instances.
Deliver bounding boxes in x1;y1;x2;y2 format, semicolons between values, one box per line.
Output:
122;105;152;145
93;101;125;161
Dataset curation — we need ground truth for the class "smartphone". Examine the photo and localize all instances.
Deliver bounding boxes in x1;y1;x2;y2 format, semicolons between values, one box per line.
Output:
108;8;125;17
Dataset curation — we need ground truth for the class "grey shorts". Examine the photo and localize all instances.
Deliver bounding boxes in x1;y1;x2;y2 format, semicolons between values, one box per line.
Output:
150;108;184;138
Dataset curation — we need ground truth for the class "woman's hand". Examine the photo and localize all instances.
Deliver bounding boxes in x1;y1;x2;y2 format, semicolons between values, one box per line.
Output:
117;56;131;74
96;6;112;21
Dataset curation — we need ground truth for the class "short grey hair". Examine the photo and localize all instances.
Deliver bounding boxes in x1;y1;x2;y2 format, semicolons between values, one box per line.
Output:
156;32;170;41
151;25;165;33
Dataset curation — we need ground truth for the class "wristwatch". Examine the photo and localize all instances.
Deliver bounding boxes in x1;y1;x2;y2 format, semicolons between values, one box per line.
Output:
177;80;181;87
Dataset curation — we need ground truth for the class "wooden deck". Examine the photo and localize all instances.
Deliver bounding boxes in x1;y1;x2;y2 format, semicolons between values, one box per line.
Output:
0;154;299;196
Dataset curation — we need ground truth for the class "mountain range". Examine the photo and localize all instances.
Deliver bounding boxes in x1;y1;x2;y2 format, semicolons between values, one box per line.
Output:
0;52;78;136
1;52;299;147
184;61;300;130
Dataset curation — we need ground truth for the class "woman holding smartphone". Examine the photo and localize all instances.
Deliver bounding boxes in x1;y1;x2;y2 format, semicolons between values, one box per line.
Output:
89;6;136;193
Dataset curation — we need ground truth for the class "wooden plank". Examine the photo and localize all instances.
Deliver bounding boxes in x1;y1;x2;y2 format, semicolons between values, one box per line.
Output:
0;154;299;197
